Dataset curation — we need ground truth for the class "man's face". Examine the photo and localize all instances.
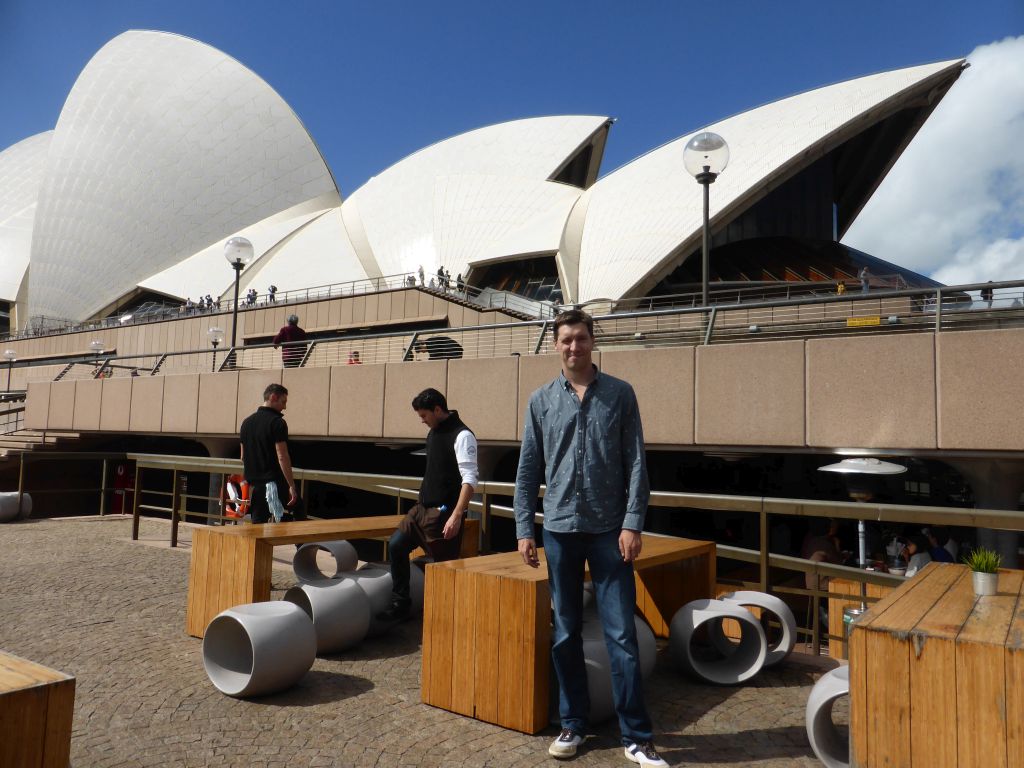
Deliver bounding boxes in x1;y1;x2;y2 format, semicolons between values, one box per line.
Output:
267;393;288;413
554;322;594;372
416;406;445;430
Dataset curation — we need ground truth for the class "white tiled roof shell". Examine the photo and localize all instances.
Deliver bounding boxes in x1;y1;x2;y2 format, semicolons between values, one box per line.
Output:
342;116;607;279
238;206;369;295
0;132;51;302
137;193;342;301
569;59;964;302
29;30;338;322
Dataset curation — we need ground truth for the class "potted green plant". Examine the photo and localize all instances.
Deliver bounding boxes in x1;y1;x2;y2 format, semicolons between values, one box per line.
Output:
963;547;1001;596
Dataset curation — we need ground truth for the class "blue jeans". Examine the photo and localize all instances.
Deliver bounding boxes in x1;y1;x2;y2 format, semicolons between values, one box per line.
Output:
543;527;653;745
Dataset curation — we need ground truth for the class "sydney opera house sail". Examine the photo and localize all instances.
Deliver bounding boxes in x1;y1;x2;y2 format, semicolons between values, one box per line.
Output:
27;30;338;323
0;26;966;328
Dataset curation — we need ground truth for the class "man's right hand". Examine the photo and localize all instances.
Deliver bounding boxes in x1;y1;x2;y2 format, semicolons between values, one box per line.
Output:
518;538;540;568
287;485;298;507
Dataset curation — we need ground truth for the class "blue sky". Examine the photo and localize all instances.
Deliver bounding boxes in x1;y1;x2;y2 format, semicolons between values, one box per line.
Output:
2;0;1022;282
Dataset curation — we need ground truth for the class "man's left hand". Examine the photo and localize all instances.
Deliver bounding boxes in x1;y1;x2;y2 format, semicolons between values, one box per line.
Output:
442;511;463;539
619;529;642;562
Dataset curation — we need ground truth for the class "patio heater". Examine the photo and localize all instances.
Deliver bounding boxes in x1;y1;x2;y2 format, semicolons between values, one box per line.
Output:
818;457;907;568
3;349;15;391
818;457;907;612
208;327;225;372
683;132;729;308
223;236;254;353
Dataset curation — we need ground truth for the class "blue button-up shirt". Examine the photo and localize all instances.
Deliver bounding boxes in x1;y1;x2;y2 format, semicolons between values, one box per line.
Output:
513;367;649;539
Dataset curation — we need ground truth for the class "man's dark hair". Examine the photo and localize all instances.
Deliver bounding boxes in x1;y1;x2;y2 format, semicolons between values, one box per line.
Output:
411;388;448;412
263;383;288;401
552;308;594;341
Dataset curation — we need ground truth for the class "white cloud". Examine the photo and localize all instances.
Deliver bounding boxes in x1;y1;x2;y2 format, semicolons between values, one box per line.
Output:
843;36;1024;286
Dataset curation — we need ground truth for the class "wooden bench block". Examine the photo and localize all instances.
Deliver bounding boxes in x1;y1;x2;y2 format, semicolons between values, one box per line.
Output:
422;535;714;733
850;563;1024;767
0;651;75;768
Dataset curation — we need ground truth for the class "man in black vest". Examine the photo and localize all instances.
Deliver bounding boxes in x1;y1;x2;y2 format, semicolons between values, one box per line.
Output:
378;388;477;621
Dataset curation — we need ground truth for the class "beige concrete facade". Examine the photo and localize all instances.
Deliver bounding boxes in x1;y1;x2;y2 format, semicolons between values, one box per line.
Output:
937;329;1024;450
447;356;519;442
696;341;805;446
806;333;936;449
603;347;695;445
20;326;1024;455
383;360;447;438
328;363;385;438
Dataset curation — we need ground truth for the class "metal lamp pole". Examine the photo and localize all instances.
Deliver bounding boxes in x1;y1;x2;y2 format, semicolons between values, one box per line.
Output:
683;132;729;308
208;327;224;372
3;350;15;391
223;237;254;359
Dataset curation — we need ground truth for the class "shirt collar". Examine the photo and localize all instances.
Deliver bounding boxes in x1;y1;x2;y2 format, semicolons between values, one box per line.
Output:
558;364;601;391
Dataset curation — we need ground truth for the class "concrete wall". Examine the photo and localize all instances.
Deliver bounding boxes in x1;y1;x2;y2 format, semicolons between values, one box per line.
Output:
22;327;1024;453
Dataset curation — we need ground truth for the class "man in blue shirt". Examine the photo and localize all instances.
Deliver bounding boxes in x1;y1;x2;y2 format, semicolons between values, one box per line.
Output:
513;309;666;767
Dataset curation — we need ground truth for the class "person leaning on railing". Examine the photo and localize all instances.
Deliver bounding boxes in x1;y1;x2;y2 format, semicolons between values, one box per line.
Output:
273;314;308;368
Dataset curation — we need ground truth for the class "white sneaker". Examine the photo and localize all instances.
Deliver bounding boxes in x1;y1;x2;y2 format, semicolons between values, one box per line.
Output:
624;741;668;766
548;729;584;759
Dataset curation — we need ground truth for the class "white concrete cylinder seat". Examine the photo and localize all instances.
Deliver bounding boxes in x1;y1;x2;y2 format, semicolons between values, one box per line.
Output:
805;665;850;768
669;599;767;685
292;540;358;584
0;492;31;523
711;590;796;667
578;614;657;723
283;578;371;654
202;601;316;697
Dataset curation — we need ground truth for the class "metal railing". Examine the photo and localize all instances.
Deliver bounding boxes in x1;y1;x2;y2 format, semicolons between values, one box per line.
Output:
36;278;1024;380
108;452;1024;656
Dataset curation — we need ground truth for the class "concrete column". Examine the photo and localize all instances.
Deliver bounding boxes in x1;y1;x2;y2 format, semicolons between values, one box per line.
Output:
946;458;1024;568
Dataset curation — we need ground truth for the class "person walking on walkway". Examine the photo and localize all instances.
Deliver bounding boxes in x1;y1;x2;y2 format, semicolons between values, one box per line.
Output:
273;314;308;368
513;308;666;766
239;383;297;523
378;388;477;622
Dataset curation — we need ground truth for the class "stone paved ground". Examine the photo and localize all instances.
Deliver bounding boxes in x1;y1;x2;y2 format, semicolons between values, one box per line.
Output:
0;517;844;767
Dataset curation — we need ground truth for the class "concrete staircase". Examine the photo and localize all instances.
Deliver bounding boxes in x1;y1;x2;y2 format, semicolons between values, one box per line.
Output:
0;430;81;459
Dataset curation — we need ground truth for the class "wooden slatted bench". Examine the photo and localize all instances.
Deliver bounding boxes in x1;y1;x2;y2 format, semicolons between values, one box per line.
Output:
849;562;1024;766
0;651;75;768
185;515;479;638
421;534;715;733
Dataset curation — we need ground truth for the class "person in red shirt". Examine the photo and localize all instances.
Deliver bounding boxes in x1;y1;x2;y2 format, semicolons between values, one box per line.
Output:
273;314;308;368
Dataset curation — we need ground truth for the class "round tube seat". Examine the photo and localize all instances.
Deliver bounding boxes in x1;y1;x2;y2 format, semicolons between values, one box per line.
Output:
711;590;796;667
202;602;315;697
579;614;658;723
283;579;370;654
805;665;850;768
669;599;767;685
0;492;31;523
292;540;358;584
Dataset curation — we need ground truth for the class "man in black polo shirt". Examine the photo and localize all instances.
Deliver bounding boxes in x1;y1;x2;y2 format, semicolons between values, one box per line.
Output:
378;388;477;621
239;383;297;523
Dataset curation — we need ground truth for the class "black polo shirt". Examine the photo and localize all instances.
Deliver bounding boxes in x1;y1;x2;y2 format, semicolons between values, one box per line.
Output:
239;406;288;484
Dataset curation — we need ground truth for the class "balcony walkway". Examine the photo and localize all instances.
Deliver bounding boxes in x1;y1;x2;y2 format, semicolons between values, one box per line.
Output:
0;516;839;767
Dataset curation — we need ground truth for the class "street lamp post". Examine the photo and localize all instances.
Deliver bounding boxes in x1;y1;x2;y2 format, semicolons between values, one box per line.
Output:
3;349;16;391
89;339;105;377
683;132;730;308
208;327;225;372
224;237;254;355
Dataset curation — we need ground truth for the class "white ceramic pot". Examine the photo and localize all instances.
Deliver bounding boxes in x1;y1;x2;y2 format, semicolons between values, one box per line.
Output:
292;540;359;584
